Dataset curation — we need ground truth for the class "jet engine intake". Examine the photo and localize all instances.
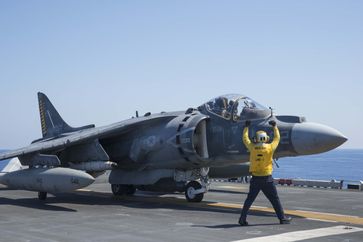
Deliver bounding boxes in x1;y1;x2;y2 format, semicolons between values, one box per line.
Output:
175;114;209;165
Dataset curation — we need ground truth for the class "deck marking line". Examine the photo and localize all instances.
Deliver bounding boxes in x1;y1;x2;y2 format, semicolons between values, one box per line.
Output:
306;218;338;223
231;225;363;242
216;185;248;191
206;202;363;225
74;190;363;225
295;210;360;218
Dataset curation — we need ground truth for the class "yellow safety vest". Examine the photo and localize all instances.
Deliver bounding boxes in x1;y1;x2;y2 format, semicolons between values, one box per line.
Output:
243;126;280;176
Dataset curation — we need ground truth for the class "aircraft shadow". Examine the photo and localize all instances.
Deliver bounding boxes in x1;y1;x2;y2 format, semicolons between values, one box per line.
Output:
0;189;303;221
0;197;77;212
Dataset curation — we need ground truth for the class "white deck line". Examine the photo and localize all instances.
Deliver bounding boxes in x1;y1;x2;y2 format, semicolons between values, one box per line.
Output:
231;225;363;242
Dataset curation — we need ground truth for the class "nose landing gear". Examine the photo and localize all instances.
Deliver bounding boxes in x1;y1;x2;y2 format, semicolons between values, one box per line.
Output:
185;181;204;202
184;168;210;202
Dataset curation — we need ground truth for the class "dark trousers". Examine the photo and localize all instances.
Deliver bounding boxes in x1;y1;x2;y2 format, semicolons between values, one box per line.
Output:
240;175;285;220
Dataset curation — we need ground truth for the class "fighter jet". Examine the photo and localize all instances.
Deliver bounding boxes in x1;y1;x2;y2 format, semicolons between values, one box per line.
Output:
0;93;347;202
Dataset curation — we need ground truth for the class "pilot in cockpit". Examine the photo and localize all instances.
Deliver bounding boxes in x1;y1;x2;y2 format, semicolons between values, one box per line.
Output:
205;95;269;121
227;100;235;113
214;97;228;117
226;100;237;119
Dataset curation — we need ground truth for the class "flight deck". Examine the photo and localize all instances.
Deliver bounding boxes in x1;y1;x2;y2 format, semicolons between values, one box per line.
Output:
1;179;363;242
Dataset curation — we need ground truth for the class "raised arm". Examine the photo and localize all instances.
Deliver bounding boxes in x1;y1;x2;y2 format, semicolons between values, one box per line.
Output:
243;120;253;150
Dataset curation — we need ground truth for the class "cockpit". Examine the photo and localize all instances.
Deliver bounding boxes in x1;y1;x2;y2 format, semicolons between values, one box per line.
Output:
199;94;270;121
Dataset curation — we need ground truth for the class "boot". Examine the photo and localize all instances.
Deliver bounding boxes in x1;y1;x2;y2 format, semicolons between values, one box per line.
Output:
238;217;249;226
280;216;292;224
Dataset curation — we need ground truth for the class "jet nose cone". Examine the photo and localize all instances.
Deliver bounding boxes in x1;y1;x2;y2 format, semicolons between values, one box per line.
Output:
291;122;347;155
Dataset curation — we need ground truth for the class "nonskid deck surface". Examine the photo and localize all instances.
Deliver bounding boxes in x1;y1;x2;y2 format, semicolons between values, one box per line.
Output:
0;181;362;242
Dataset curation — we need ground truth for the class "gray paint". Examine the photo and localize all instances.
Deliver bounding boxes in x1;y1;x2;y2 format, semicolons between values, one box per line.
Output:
0;167;94;193
37;92;95;139
291;122;348;155
109;169;174;185
0;93;347;199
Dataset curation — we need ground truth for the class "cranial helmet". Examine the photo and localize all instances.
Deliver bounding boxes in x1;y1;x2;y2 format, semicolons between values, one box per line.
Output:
255;131;269;143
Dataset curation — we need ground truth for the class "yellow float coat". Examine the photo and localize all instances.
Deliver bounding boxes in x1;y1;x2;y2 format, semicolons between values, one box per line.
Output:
243;126;280;176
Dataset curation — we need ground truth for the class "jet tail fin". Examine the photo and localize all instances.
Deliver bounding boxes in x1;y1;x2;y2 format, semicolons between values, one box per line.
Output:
37;92;95;139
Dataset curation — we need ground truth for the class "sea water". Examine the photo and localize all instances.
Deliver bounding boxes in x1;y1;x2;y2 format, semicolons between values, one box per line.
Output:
273;149;363;182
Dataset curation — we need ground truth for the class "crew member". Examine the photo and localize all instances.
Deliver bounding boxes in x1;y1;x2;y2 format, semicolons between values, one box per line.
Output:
239;120;292;226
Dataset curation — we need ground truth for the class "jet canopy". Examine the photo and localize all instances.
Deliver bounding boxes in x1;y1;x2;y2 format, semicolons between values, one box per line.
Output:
200;94;270;121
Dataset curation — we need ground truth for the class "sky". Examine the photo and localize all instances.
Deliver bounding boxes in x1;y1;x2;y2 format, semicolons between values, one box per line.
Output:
0;1;362;149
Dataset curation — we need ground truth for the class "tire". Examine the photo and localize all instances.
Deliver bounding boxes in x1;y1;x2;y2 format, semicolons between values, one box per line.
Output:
125;185;136;195
111;184;136;196
185;181;204;202
38;191;47;201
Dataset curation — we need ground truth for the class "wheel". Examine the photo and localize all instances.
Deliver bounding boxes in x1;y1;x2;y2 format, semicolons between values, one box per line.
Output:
185;181;204;202
111;184;136;196
125;185;136;195
111;184;124;196
38;191;47;201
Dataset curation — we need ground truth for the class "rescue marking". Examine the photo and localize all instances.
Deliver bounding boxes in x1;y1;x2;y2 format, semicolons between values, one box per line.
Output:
230;225;363;242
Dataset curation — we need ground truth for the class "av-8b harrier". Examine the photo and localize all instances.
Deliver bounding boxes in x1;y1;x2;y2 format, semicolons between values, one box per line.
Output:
0;93;347;202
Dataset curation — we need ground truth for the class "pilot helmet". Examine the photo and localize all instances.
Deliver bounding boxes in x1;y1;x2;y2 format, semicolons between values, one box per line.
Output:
255;131;269;143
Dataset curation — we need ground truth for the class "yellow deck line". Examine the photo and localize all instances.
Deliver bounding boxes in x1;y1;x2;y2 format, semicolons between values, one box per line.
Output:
216;185;248;191
207;202;363;225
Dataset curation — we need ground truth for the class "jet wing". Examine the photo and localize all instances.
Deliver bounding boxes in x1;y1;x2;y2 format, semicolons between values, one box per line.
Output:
0;114;175;161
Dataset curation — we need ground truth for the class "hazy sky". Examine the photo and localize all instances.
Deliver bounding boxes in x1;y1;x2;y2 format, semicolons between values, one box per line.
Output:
0;1;362;149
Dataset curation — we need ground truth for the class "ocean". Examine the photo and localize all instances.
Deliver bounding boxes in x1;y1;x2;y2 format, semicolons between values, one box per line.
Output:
273;149;363;182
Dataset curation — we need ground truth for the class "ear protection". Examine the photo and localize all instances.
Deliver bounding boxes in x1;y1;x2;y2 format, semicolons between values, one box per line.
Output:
255;131;270;143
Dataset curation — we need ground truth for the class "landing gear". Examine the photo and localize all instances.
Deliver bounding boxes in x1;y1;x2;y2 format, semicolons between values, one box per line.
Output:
176;167;209;202
185;181;204;202
38;191;47;201
111;184;136;196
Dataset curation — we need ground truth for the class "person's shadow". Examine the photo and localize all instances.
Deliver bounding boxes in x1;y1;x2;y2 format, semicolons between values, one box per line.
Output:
192;222;278;229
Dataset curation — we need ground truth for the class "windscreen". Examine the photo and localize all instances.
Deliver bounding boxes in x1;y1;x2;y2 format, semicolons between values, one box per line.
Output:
203;94;269;121
205;94;241;119
233;97;269;121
